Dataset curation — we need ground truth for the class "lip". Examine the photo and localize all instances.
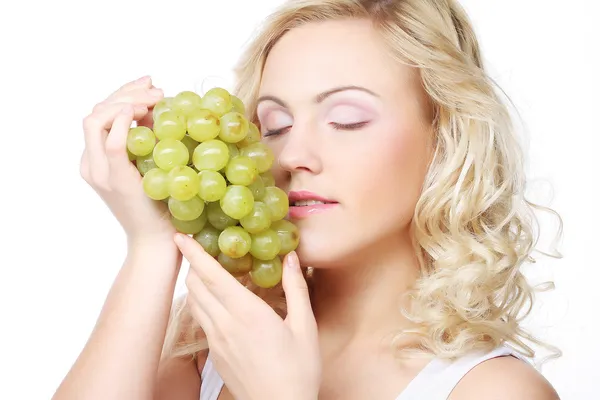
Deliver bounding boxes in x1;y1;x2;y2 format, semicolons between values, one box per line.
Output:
288;190;337;204
287;190;339;220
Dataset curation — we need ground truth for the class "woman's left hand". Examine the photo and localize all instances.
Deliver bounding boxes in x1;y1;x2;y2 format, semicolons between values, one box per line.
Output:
174;233;321;400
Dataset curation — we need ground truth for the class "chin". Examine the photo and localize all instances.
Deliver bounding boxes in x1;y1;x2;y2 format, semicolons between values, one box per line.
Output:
295;233;355;269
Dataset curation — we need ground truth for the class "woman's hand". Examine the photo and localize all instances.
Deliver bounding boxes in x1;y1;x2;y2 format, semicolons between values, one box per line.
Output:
80;76;176;247
175;233;321;400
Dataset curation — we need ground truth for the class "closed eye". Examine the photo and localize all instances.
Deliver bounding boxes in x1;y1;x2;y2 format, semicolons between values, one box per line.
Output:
330;121;370;130
263;126;291;137
264;121;370;137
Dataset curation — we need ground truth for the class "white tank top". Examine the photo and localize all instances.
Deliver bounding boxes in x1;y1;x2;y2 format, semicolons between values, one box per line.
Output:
199;345;526;400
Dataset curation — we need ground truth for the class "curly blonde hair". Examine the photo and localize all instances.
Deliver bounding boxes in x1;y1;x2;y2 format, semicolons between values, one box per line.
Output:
162;0;563;365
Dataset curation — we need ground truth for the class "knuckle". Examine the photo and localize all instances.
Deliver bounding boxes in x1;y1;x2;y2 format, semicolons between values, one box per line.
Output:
92;101;107;114
82;114;99;132
202;276;215;291
110;96;133;107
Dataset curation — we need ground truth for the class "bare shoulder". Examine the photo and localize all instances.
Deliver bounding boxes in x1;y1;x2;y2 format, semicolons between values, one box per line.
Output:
449;355;560;400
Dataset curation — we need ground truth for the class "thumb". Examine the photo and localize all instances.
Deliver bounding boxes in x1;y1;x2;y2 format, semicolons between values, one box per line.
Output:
282;251;315;332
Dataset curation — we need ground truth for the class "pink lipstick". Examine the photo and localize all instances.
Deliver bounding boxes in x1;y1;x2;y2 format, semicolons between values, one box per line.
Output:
287;190;339;219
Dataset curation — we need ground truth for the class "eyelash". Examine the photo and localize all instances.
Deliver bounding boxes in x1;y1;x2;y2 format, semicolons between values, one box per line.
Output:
263;121;369;137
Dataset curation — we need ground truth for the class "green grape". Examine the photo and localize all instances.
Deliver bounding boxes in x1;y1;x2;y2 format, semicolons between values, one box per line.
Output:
199;87;232;117
250;257;283;288
127;148;136;161
153;138;189;171
230;95;245;115
198;170;227;202
206;201;238;230
262;186;289;221
220;185;254;219
250;229;281;260
168;165;200;201
227;143;240;158
187;109;220;142
240;201;271;234
219;111;248;143
193;225;221;257
192;139;229;171
225;156;258;186
172;90;202;116
218;226;251;258
271;219;299;255
126;126;156;156
240;142;274;173
154;110;186;141
247;176;265;200
218;252;253;277
237;121;261;148
136;153;157;176
181;135;199;164
171;211;207;234
152;97;173;120
168;195;205;221
260;171;275;187
142;168;170;200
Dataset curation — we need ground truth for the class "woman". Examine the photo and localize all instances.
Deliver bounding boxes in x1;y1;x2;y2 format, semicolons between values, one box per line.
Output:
54;0;562;399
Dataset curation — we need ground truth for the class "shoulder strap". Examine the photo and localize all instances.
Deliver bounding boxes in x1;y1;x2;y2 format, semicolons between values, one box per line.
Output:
199;352;225;400
396;346;525;400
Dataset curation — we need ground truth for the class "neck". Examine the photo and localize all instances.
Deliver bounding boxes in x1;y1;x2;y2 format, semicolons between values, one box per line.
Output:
309;232;422;349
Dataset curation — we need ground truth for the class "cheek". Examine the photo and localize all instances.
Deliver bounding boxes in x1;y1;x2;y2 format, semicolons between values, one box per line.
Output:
350;125;430;226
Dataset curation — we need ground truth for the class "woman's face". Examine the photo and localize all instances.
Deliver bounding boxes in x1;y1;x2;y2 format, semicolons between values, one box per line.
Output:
257;19;433;267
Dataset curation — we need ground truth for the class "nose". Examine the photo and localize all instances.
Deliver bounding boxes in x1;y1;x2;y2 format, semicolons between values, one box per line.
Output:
276;120;322;175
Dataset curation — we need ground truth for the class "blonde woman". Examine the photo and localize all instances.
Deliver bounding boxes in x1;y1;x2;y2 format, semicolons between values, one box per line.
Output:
54;0;562;399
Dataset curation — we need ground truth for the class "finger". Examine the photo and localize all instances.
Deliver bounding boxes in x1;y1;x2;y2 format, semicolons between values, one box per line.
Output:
184;276;218;334
137;109;154;129
105;105;143;185
109;75;152;97
107;86;164;108
282;251;316;332
174;233;247;308
83;103;148;152
82;103;149;189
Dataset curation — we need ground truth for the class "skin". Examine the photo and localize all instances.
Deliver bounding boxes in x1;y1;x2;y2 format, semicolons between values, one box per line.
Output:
54;18;559;400
193;18;558;400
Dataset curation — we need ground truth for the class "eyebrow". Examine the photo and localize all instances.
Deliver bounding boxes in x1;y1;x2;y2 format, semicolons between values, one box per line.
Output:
256;85;379;108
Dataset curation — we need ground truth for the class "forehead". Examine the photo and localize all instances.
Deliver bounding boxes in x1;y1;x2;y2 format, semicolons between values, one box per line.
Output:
259;18;417;100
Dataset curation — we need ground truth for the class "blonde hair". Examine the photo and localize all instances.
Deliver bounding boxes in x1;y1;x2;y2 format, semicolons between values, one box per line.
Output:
162;0;563;365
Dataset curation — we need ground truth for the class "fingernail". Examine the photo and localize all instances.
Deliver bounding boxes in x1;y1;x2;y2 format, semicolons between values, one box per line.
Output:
149;88;163;97
286;251;299;269
174;233;187;246
136;75;150;83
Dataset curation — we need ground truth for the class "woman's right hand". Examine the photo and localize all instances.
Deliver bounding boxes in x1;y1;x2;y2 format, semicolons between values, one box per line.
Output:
80;76;177;247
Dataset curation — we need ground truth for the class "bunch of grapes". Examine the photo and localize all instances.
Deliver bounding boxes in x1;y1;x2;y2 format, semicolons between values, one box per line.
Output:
126;88;299;288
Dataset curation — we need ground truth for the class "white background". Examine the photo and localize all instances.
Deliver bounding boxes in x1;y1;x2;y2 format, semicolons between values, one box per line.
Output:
0;1;598;399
